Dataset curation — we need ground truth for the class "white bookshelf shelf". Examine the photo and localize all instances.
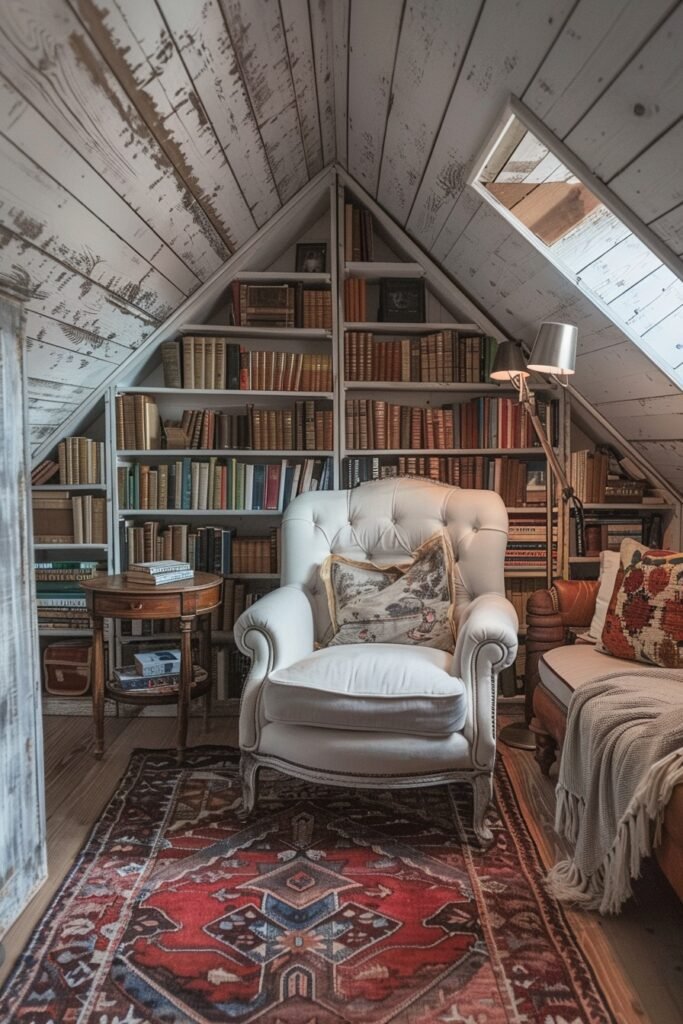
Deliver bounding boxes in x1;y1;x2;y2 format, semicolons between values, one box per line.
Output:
116;388;334;400
582;503;671;511
343;448;545;457
236;271;331;284
33;484;107;491
344;322;481;333
180;325;331;341
38;627;93;637
505;570;549;577
117;450;334;458
569;556;601;563
344;381;509;393
344;261;425;279
33;542;108;550
119;509;282;517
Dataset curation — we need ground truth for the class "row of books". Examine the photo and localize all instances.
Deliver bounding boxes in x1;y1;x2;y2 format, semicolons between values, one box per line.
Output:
121;521;281;574
33;437;104;486
36;578;89;631
569;449;650;504
117;457;333;511
580;517;653;557
505;579;542;629
344;201;374;261
161;337;333;392
506;515;557;571
344;278;369;322
229;282;332;329
341;455;546;506
32;492;107;544
344;331;498;383
344;398;556;451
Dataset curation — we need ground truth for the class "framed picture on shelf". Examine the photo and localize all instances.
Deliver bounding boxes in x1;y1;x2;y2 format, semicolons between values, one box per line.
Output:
296;243;327;273
379;277;425;322
525;461;547;505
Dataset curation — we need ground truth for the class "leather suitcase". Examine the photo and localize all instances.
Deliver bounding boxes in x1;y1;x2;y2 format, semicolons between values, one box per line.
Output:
43;642;92;696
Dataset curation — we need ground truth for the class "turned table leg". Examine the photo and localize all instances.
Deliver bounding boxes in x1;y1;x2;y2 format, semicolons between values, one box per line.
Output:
177;616;193;764
92;614;105;759
201;614;213;731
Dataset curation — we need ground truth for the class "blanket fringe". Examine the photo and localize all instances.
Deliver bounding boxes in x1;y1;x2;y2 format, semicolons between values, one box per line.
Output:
549;749;683;915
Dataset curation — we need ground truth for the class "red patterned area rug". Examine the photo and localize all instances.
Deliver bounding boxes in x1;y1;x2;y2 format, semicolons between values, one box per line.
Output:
1;747;622;1023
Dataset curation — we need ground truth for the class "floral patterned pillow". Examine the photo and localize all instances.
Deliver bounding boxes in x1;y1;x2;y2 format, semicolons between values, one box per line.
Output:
321;532;457;651
599;550;683;668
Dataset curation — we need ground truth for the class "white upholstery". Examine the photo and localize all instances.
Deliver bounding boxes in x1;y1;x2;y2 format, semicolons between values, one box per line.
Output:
267;645;467;735
235;477;518;843
539;643;683;708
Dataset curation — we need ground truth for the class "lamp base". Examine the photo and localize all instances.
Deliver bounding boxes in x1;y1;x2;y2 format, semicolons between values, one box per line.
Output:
498;721;536;750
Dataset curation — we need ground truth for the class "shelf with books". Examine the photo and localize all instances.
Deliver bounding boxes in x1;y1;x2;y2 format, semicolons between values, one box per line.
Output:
33;542;109;551
33;484;108;492
344;321;480;333
119;388;335;400
179;325;332;341
236;271;331;284
343;448;549;456
38;627;93;637
117;449;335;458
344;382;510;393
344;261;425;279
582;503;672;511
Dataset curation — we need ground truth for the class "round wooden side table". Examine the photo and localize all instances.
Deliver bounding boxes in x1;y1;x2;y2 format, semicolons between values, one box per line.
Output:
80;572;222;762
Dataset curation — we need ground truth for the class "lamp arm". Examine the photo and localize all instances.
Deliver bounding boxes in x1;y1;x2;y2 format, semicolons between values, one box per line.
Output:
518;384;586;558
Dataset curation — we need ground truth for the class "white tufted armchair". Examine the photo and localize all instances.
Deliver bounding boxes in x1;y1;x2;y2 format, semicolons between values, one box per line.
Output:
234;477;518;844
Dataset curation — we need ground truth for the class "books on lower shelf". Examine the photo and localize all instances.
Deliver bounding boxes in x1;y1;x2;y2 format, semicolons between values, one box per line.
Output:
121;522;281;574
506;515;557;572
345;397;557;450
112;668;181;694
32;492;107;544
161;338;332;391
228;282;332;329
34;561;102;631
344;331;497;383
342;454;546;505
118;457;333;511
578;515;658;557
116;396;333;452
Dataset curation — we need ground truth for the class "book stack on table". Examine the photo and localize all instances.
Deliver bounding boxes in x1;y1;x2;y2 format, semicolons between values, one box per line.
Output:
113;649;182;695
125;560;194;586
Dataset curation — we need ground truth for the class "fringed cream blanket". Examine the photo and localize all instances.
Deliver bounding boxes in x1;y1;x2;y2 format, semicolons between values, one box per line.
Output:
547;670;683;915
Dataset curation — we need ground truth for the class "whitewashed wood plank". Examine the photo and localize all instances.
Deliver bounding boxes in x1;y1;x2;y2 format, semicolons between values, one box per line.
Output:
25;313;131;364
0;228;158;343
612;266;683;334
576;324;631;355
0;0;227;279
377;0;480;224
28;397;79;425
640;305;683;374
27;376;93;403
551;206;631;272
575;341;680;402
597;393;683;420
523;0;677;137
26;339;115;389
279;0;324;177
0;134;184;320
631;440;683;490
218;0;309;202
0;298;47;939
346;0;404;196
564;4;683;181
609;119;683;224
406;0;574;247
0;74;198;294
577;235;660;304
431;187;483;262
308;0;336;166
158;0;280;226
599;410;683;442
331;0;349;165
29;424;59;448
650;202;683;256
75;0;256;249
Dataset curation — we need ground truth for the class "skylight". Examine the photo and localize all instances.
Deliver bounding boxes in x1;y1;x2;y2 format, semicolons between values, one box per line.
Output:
472;110;683;388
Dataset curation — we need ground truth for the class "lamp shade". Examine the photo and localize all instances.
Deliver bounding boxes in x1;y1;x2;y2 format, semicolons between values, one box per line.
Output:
490;341;529;381
527;322;577;374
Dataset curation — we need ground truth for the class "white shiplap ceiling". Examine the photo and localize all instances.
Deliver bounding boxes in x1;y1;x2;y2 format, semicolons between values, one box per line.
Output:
0;0;681;486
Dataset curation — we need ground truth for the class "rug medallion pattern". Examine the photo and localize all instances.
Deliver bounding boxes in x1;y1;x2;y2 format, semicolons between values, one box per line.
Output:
0;748;617;1023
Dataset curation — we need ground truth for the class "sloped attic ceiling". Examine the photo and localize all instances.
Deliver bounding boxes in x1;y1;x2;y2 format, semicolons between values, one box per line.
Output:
1;0;682;488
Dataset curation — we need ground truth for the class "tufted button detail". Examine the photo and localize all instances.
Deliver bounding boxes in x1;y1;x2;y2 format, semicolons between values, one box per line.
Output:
472;526;479;533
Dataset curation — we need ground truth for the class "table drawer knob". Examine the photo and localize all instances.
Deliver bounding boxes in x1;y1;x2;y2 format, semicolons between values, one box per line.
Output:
129;601;144;611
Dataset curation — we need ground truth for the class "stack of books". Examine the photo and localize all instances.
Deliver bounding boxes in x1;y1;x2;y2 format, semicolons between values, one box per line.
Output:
506;515;557;572
35;560;98;631
126;560;194;586
32;459;60;484
113;649;182;694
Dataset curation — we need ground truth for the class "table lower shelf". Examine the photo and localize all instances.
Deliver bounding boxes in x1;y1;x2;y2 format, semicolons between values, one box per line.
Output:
105;664;210;705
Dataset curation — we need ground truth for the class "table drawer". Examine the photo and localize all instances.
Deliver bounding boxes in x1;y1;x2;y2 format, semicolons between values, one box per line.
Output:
92;593;181;619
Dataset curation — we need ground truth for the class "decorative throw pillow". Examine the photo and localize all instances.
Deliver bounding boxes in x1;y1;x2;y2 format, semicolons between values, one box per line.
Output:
321;532;457;651
586;549;620;642
599;550;683;668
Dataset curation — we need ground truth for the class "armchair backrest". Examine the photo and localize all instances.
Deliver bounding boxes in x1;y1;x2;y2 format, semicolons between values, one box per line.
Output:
281;477;509;642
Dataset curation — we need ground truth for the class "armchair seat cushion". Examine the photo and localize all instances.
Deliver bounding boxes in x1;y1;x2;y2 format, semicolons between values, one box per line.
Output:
266;644;466;736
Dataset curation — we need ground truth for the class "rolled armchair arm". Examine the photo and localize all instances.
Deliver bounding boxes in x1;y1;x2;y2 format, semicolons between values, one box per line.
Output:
453;593;519;770
235;585;315;749
525;579;599;722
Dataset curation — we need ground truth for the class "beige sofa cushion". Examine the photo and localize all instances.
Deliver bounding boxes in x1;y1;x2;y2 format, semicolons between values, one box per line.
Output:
538;644;638;709
266;643;466;736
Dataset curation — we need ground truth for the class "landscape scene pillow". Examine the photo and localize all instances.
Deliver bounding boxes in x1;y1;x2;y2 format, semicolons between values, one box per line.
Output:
599;550;683;669
321;532;457;651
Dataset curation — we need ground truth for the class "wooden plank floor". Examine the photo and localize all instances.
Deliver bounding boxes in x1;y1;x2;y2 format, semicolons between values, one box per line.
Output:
1;713;682;1024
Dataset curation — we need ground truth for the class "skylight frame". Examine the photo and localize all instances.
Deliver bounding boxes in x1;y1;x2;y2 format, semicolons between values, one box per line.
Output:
469;96;683;389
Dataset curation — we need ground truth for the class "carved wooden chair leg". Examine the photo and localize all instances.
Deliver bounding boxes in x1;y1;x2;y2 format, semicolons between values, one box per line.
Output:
471;772;494;848
239;753;259;818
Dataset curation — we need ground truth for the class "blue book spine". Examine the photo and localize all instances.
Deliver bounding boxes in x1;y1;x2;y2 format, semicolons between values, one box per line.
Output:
182;457;192;510
282;465;295;509
221;528;233;575
253;464;265;510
